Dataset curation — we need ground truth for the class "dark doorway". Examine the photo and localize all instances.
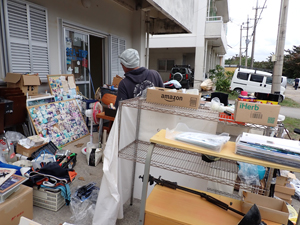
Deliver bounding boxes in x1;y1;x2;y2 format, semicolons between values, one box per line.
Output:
89;35;104;98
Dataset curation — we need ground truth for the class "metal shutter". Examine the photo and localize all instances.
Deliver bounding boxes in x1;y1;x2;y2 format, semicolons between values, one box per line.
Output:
4;0;49;81
110;35;125;82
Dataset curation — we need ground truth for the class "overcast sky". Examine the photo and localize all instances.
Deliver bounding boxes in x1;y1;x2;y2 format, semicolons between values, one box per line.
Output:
226;0;300;62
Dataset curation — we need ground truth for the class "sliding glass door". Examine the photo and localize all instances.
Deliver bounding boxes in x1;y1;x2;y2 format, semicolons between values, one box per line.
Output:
64;29;90;97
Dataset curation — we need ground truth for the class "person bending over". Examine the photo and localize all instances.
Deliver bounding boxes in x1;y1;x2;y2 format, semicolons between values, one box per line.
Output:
115;48;163;109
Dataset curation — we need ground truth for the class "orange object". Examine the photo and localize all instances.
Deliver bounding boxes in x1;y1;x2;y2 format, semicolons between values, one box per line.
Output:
219;112;245;125
101;93;116;106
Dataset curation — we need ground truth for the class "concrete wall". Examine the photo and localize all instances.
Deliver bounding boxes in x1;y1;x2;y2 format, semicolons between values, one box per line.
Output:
149;48;195;82
147;0;194;32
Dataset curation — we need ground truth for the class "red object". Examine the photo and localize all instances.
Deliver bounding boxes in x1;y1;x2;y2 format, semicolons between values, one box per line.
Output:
169;74;172;79
241;91;248;96
219;112;245;125
185;74;188;79
82;58;88;68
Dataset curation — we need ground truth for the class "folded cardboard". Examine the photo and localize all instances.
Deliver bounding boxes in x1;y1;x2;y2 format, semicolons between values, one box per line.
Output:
276;174;296;186
146;87;201;109
275;183;295;196
16;142;47;157
0;185;33;225
5;73;41;96
234;100;280;126
242;191;289;225
112;75;123;87
275;191;292;201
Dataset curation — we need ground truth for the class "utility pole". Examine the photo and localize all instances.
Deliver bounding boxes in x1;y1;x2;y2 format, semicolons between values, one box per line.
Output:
244;16;251;67
272;0;289;95
239;23;244;66
250;0;265;68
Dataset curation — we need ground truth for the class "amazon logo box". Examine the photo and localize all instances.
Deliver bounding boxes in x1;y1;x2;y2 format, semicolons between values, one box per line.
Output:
146;87;201;109
234;100;280;126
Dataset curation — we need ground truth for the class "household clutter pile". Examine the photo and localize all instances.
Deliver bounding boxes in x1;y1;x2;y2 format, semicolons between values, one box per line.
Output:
0;72;120;225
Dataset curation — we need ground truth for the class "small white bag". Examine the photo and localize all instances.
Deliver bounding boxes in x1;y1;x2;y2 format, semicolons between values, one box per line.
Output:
86;146;102;167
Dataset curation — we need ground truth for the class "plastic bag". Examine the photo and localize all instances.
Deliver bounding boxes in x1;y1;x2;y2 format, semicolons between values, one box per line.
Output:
70;184;99;225
31;149;56;169
86;147;102;166
4;131;26;145
237;162;265;186
200;79;213;91
166;123;230;152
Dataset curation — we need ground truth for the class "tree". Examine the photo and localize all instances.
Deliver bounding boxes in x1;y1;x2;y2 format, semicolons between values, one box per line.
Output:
283;45;300;78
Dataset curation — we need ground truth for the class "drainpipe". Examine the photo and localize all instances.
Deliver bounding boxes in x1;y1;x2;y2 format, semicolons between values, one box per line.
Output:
145;11;150;68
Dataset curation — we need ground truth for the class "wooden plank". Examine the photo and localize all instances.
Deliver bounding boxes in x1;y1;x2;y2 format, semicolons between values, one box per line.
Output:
150;130;300;173
27;99;89;148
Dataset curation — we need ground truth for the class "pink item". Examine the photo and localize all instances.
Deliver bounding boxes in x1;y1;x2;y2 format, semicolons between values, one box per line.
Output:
240;91;248;96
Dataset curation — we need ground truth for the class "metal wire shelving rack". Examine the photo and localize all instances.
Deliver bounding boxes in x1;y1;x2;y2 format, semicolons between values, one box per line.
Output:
119;140;266;198
118;98;268;200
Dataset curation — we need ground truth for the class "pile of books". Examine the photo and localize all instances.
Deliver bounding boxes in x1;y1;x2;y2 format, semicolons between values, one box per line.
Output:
236;133;300;168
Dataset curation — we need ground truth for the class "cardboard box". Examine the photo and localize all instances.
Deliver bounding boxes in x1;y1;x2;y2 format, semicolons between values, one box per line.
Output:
276;174;296;186
242;191;289;225
275;183;295;196
112;75;123;87
16;142;47;157
234;100;280;126
275;191;292;201
0;185;33;225
146;87;201;109
4;73;41;96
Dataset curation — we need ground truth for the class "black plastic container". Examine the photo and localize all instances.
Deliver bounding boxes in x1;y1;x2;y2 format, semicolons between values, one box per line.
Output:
31;141;58;159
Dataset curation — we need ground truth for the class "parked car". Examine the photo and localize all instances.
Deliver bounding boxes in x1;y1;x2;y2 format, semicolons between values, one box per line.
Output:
230;68;285;103
169;65;193;89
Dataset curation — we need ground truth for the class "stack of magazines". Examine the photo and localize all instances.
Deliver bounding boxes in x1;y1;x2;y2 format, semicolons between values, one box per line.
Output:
236;133;300;168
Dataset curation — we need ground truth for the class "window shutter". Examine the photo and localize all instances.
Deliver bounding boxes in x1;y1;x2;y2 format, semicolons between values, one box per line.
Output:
4;0;49;81
110;36;125;82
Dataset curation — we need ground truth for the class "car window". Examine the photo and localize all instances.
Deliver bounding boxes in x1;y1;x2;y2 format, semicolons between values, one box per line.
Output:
172;68;180;73
237;72;249;80
250;74;264;83
266;77;272;85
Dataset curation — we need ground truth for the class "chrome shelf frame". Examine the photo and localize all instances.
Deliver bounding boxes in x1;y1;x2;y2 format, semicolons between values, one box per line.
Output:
119;140;266;195
121;98;268;131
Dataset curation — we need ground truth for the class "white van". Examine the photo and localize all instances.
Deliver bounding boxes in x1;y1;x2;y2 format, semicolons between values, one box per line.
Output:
230;68;286;102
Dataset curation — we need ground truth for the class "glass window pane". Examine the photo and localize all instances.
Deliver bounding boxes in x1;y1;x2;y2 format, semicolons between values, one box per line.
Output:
158;60;166;71
237;72;249;80
166;60;174;71
65;30;89;82
250;74;264;83
266;77;272;84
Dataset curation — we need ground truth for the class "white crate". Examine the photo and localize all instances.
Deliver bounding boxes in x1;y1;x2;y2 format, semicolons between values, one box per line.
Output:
33;187;65;211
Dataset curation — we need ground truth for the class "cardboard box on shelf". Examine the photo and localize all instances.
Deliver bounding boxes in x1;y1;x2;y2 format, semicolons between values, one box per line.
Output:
112;75;123;87
146;87;201;109
276;174;296;186
234;100;280;126
242;191;289;225
275;183;295;196
16;142;47;157
4;73;41;96
0;185;33;225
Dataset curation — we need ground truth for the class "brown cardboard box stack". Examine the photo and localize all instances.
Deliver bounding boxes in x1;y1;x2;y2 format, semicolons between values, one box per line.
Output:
4;73;41;96
275;173;296;204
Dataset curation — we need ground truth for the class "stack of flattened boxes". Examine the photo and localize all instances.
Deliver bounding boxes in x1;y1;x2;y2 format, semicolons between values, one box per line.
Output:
275;173;296;204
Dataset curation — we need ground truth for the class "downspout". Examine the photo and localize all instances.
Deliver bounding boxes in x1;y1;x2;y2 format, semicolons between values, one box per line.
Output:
203;40;208;79
145;11;150;68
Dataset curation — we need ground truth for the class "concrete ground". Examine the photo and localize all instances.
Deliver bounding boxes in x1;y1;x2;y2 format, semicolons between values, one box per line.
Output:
30;84;300;224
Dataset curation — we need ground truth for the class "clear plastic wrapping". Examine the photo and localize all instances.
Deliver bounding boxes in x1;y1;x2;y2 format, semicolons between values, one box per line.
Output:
166;123;230;152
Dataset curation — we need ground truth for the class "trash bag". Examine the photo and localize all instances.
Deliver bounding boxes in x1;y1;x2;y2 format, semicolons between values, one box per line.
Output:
200;79;214;91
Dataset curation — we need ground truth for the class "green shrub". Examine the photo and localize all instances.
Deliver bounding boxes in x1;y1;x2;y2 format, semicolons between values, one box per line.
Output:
208;65;234;93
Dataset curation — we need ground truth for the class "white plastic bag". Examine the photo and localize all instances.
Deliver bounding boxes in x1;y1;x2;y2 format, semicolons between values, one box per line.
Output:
86;147;102;166
31;150;56;169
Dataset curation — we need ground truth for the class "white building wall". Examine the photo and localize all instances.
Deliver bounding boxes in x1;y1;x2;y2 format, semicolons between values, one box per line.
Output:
26;0;143;75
